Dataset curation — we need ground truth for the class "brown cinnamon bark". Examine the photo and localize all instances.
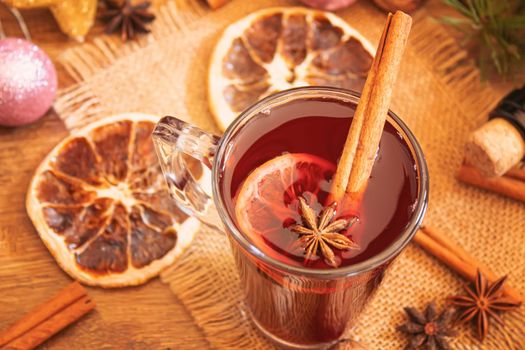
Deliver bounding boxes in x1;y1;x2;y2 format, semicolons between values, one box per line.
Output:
0;282;95;350
4;296;95;350
329;11;412;204
507;163;525;181
457;164;525;203
414;227;523;304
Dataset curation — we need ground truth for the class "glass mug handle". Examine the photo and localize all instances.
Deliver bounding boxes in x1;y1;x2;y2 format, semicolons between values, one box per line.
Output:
152;116;223;230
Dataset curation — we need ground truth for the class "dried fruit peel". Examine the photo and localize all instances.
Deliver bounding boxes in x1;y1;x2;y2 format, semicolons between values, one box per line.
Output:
27;113;200;288
208;7;375;131
234;153;336;257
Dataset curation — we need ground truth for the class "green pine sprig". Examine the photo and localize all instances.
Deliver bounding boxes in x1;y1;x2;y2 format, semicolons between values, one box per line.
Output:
441;0;525;80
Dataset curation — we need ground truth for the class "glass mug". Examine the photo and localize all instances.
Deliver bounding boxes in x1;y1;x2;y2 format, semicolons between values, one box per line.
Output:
152;87;428;349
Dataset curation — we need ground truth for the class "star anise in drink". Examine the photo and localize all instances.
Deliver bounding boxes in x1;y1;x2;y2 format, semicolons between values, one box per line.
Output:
448;270;522;341
290;196;358;267
100;0;156;42
397;301;456;350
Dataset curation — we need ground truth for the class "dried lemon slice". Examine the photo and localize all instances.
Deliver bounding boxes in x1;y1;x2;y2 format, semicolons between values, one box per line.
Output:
208;7;375;131
27;114;200;288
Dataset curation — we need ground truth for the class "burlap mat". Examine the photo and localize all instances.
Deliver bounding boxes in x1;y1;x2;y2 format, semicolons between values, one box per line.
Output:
54;0;525;348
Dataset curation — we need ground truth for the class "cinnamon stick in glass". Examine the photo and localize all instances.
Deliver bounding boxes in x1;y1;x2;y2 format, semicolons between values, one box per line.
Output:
329;11;412;204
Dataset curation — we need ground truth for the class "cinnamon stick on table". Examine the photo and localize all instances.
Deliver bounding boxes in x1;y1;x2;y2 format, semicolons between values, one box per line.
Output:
329;11;412;205
0;282;95;350
507;164;525;181
414;226;523;304
457;164;525;203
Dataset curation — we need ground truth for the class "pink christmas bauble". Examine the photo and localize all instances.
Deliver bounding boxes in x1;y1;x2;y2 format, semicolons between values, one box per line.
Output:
299;0;357;10
0;38;57;127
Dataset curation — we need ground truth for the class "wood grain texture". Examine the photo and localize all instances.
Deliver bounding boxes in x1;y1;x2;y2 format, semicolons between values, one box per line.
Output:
0;1;484;349
0;2;209;349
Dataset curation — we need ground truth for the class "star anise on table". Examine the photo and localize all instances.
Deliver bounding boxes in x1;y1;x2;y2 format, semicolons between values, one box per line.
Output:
397;301;456;350
290;196;358;267
100;0;156;42
448;270;522;342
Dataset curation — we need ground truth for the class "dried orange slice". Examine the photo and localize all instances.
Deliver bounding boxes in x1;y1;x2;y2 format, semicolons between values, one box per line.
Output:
208;7;374;130
27;114;200;287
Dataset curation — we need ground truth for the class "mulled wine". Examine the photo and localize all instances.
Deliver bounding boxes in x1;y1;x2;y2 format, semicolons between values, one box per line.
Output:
223;97;418;266
217;93;423;347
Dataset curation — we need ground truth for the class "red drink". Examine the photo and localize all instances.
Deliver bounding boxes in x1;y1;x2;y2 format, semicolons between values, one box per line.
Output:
223;97;418;269
154;87;427;349
217;92;424;347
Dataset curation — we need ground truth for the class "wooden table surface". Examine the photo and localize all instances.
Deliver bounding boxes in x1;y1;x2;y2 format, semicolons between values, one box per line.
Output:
0;2;210;349
0;1;472;349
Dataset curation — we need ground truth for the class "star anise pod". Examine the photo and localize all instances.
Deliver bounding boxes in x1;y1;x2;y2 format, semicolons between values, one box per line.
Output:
448;270;521;342
290;196;358;267
397;301;457;350
100;0;156;42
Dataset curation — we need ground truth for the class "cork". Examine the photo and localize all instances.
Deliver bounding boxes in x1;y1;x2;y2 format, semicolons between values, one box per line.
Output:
464;118;525;177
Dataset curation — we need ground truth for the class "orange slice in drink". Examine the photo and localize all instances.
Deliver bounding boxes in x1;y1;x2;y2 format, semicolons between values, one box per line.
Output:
208;7;375;131
235;153;355;266
26;114;200;287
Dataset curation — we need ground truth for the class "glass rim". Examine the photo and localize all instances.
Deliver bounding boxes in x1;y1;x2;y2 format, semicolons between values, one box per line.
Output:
212;87;429;279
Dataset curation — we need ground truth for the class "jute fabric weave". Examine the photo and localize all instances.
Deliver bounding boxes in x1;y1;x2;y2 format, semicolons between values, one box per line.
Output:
54;0;525;348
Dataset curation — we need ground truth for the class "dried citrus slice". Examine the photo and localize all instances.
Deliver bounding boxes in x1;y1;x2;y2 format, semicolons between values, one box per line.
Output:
27;113;200;287
208;7;374;130
234;153;340;266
